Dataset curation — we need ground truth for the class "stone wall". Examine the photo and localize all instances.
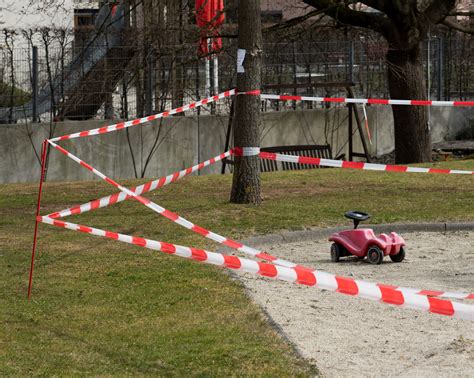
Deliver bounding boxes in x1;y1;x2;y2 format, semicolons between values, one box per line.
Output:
0;106;471;184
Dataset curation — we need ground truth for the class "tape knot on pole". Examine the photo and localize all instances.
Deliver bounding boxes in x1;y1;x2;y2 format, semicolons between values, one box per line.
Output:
234;147;260;156
236;89;261;96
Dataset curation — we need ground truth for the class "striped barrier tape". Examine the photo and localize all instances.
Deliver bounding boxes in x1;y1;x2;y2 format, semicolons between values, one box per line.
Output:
47;140;473;301
49;89;237;142
47;140;298;269
260;94;474;107
235;147;474;175
49;89;474;143
38;216;474;320
46;150;234;219
237;89;261;96
362;104;372;145
388;286;473;301
44;91;473;299
31;89;474;311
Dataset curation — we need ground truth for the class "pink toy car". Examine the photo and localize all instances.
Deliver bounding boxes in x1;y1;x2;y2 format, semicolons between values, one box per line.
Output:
329;211;406;265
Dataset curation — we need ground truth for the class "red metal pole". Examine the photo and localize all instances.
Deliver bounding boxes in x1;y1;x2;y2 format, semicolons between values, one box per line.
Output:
28;140;48;300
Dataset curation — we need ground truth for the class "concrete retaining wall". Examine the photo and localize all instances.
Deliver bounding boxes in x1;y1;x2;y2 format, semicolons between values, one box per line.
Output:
0;106;471;184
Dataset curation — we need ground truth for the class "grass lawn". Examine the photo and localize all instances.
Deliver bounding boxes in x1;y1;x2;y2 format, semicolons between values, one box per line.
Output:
1;159;473;375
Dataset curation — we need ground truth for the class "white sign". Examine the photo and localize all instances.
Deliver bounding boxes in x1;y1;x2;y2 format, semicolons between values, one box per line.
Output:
237;48;246;73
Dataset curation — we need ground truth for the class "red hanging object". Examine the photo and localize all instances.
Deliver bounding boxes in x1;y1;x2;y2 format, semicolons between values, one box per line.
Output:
195;0;224;56
211;0;224;52
195;0;211;28
196;0;211;55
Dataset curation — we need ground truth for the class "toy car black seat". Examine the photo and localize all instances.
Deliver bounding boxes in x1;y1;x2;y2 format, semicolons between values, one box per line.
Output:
344;211;370;229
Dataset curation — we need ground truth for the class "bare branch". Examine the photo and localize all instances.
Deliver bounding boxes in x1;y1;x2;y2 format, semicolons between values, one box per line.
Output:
449;11;474;17
424;0;456;24
263;7;334;33
302;0;393;35
442;18;474;35
358;1;389;13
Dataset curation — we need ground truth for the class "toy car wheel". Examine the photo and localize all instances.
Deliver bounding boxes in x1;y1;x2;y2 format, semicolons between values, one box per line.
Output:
390;247;406;263
330;243;341;262
367;246;383;265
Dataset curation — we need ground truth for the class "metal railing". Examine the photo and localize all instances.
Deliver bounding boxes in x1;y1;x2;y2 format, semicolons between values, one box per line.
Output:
0;32;472;124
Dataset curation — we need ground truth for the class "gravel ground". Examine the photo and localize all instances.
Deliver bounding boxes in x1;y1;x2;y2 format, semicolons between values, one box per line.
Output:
234;231;474;377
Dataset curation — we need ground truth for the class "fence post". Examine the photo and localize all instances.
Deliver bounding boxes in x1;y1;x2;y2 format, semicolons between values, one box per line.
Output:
32;45;38;123
145;54;154;115
348;104;353;161
292;41;297;110
122;73;129;119
348;41;354;83
437;37;443;101
195;59;200;115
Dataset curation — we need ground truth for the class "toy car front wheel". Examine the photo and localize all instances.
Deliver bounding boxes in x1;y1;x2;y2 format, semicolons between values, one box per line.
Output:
367;246;383;265
330;243;341;262
390;247;406;263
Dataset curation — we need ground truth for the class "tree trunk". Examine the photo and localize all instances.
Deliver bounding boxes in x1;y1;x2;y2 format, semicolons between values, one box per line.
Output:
387;44;432;164
230;0;262;204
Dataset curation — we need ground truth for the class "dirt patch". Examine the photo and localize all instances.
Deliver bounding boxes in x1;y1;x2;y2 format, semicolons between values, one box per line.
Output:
234;231;474;377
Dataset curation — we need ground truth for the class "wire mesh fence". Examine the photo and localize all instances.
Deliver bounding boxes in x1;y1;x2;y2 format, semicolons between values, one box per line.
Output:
0;30;472;124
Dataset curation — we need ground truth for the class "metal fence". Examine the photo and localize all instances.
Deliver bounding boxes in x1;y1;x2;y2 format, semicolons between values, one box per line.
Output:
0;32;472;124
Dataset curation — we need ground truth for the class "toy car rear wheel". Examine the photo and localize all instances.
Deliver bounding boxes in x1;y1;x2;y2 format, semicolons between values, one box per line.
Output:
390;247;406;263
367;246;383;265
330;243;341;262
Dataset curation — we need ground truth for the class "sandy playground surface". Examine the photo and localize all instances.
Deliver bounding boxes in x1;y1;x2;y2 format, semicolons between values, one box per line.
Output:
234;231;474;377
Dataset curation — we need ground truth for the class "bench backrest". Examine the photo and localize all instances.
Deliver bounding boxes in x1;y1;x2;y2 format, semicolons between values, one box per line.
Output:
260;144;333;172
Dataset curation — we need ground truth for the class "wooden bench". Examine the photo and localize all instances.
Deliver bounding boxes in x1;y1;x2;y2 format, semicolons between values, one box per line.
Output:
259;144;335;172
223;144;340;173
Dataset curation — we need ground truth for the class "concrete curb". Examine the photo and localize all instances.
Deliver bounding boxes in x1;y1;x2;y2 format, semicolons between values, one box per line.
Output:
237;221;474;249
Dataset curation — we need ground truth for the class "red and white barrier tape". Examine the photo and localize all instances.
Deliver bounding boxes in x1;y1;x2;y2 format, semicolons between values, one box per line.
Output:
50;89;237;142
46;150;234;219
390;286;473;301
47;141;473;301
49;88;474;143
49;89;268;143
235;148;474;175
42;90;474;308
362;104;372;145
47;140;298;269
38;216;474;320
260;94;474;107
237;89;262;96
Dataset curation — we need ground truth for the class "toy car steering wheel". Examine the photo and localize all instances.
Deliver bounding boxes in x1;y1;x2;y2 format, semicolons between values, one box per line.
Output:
344;211;370;229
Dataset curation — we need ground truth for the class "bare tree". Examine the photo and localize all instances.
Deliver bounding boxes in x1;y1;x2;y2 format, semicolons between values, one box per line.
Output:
301;0;473;163
2;30;16;123
230;0;263;204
